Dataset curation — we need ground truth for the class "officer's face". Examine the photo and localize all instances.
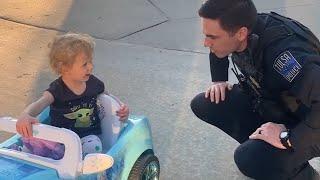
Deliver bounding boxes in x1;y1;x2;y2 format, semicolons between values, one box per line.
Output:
202;18;246;58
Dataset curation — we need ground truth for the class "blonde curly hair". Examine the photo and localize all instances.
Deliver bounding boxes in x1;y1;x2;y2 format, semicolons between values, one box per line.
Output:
49;33;95;74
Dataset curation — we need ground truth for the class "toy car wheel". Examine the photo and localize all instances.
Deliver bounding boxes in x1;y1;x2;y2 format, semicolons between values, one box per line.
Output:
129;153;160;180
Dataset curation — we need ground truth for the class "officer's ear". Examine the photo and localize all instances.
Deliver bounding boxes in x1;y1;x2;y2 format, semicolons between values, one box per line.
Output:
235;27;249;41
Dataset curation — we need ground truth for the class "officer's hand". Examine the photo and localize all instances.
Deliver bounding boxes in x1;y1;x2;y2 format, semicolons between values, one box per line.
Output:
249;122;287;149
16;112;39;138
205;81;233;104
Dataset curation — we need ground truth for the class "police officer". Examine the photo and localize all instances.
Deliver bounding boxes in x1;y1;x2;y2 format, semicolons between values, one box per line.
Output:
190;0;320;179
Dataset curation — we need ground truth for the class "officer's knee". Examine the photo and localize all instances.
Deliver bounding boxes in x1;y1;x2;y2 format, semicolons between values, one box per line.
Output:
234;140;283;180
234;144;258;178
190;92;206;118
234;143;267;179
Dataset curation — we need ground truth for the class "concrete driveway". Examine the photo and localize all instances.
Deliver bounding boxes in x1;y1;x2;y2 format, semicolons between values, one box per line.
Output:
0;0;319;179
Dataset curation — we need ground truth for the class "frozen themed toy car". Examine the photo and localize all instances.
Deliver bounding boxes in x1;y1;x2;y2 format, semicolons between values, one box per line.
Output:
0;94;160;179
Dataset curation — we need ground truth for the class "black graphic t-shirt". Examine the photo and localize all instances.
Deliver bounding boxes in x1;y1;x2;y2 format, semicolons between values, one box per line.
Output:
46;75;105;138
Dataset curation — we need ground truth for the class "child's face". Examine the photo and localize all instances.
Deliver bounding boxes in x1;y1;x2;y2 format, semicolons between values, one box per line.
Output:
62;51;93;82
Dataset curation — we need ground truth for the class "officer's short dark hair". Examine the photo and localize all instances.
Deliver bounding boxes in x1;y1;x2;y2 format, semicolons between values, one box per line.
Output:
199;0;257;34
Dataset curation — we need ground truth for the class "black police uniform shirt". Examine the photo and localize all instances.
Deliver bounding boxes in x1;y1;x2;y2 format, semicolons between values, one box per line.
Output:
208;13;320;150
46;75;105;138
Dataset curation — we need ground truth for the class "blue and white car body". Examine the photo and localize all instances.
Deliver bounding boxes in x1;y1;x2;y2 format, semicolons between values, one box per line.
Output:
0;94;160;180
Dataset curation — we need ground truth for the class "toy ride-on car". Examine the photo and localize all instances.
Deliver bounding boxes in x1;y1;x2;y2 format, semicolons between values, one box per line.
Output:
0;94;160;179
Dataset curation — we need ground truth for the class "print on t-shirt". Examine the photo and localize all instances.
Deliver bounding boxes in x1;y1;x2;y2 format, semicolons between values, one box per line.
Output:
64;108;94;128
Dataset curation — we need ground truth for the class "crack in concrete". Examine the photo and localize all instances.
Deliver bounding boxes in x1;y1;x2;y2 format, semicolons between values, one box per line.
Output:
0;16;66;33
111;0;171;41
146;0;170;20
171;16;199;21
161;48;206;54
0;16;205;55
0;16;113;42
259;2;318;11
111;20;168;41
0;15;169;44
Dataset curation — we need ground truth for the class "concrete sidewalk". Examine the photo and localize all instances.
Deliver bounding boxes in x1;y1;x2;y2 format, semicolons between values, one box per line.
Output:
0;0;319;179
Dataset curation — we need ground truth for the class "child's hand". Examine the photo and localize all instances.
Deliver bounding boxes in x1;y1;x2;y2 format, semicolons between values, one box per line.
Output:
116;104;129;121
16;112;39;138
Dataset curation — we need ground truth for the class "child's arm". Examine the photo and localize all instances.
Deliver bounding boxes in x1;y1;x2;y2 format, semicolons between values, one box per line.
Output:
16;91;54;138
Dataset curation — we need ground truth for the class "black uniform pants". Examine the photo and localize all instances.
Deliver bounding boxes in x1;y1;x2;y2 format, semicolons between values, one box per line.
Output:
190;85;319;180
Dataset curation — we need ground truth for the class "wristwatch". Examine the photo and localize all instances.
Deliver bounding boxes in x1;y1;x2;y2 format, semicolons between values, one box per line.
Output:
279;129;294;151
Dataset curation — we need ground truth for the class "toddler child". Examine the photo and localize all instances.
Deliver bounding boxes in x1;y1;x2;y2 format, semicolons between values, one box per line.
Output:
15;33;129;159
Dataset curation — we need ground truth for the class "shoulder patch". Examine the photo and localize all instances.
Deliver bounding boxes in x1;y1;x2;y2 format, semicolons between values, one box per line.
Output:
273;51;302;82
